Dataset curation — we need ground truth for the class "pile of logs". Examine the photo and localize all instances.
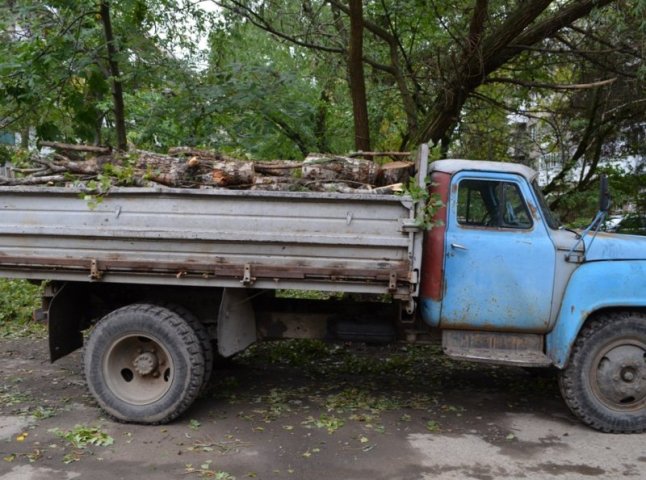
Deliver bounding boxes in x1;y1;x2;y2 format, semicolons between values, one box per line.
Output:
0;142;415;194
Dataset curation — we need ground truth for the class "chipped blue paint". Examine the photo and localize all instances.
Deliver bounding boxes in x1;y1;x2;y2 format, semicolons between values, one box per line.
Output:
417;165;646;368
584;231;646;261
437;171;556;331
420;297;442;327
546;260;646;367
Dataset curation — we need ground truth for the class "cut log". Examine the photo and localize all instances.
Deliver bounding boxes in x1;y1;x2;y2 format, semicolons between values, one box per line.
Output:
167;147;237;162
252;176;303;191
377;161;415;186
302;154;379;185
254;161;302;176
372;183;404;195
204;161;255;187
39;141;111;154
0;174;66;185
2;144;411;193
253;176;295;186
347;151;411;158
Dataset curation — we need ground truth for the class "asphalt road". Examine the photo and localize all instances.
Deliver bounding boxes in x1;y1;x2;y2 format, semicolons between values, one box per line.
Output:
1;337;644;480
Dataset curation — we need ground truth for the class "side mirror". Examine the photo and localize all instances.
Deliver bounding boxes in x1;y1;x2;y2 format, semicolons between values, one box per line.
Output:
599;175;610;213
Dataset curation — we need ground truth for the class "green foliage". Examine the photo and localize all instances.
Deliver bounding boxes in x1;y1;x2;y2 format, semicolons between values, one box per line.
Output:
1;0;643;203
0;0;212;147
551;166;646;226
0;145;12;165
275;289;343;300
242;339;334;367
401;177;444;229
50;424;114;449
0;280;44;338
425;420;441;432
301;413;345;434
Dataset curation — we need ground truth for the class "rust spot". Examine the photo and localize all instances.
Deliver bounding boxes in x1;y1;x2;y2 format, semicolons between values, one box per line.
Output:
0;255;411;289
420;171;450;301
527;201;538;218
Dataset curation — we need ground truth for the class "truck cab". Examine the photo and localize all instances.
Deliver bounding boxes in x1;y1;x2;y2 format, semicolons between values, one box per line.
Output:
419;159;646;433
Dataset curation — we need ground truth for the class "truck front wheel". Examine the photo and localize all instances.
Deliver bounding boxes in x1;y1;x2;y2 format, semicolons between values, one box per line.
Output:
84;304;206;424
559;312;645;433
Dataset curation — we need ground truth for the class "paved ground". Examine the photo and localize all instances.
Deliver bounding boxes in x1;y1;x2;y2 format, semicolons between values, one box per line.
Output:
0;336;644;480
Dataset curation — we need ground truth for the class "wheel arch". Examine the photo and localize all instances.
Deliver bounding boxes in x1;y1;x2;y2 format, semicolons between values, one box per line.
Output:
557;311;646;432
47;281;223;362
546;260;646;368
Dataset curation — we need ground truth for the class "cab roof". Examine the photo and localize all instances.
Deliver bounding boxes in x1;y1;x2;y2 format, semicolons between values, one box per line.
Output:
430;159;537;182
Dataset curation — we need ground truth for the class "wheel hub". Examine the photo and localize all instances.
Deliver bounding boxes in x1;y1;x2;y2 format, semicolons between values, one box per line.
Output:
621;367;636;383
103;334;173;405
133;351;159;376
595;343;645;409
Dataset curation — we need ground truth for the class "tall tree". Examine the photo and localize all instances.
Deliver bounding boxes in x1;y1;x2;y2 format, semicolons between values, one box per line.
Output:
347;0;370;151
99;1;127;151
216;0;622;151
0;0;210;148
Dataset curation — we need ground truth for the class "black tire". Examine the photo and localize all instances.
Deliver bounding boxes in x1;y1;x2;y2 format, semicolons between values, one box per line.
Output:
154;303;214;393
84;304;205;424
558;312;646;433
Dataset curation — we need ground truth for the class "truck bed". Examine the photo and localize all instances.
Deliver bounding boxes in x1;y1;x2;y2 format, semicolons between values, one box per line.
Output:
0;149;428;300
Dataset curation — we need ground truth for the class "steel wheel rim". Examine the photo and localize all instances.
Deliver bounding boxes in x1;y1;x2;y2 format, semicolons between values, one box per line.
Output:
103;333;174;405
590;337;646;412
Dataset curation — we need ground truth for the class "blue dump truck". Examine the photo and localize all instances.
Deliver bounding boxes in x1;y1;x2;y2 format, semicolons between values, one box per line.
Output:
0;145;643;432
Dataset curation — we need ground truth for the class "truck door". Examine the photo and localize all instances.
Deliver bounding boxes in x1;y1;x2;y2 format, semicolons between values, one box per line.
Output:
441;172;556;331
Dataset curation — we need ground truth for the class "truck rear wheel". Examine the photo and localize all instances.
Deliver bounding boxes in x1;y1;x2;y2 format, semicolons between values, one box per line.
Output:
558;312;646;433
84;304;205;424
153;302;214;393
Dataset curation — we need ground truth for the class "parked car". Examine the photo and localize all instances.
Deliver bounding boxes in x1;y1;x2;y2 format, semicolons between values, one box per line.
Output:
615;213;646;236
603;214;624;232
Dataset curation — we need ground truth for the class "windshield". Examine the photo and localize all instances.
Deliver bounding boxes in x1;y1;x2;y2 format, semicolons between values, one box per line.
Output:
531;180;560;229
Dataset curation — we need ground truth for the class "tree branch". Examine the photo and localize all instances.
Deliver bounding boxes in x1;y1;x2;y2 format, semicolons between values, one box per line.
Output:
485;76;617;90
484;0;617;75
216;1;345;54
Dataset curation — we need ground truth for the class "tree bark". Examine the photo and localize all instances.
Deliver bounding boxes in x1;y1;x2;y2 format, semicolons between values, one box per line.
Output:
40;141;111;154
302;154;379;184
99;1;127;152
348;0;371;152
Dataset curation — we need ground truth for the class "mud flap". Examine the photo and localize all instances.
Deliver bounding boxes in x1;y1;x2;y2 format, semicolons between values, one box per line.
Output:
48;283;87;362
217;288;257;357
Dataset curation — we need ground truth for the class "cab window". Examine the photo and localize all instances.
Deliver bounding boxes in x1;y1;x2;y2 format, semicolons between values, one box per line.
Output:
457;179;532;229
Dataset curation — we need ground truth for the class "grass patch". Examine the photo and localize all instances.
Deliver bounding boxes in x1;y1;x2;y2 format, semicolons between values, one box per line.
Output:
0;279;44;338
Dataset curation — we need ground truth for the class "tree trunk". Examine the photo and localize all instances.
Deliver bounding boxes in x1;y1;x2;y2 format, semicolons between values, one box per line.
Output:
20;127;29;149
406;0;615;150
348;0;371;152
315;89;331;153
99;1;127;152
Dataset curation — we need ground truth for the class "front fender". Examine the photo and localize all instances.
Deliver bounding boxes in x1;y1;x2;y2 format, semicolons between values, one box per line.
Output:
546;260;646;368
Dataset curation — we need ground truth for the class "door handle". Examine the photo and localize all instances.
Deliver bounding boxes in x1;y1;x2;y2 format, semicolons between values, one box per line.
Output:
450;243;468;250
